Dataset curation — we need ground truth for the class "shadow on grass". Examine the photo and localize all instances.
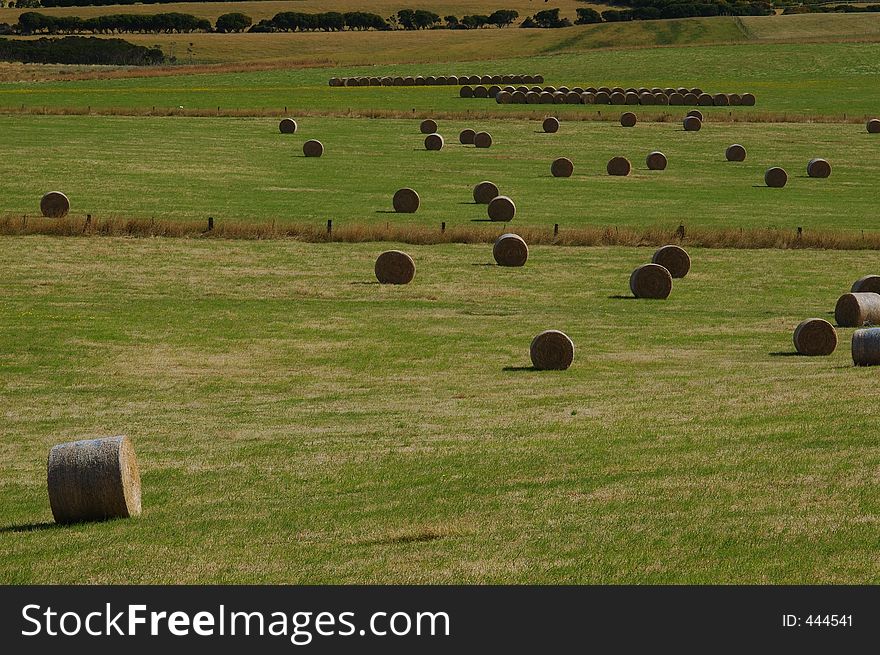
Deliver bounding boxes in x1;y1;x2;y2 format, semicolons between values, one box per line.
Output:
769;351;803;357
375;210;398;214
471;262;495;266
350;281;379;285
0;521;58;534
362;531;444;546
608;294;637;300
502;366;538;372
470;218;495;222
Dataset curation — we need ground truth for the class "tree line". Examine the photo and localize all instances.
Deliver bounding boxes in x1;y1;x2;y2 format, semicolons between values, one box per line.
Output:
0;35;164;64
782;3;880;13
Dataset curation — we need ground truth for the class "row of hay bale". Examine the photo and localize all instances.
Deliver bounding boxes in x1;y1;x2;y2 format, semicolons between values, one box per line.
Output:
393;182;515;221
468;84;757;106
330;74;544;87
278;118;325;156
419;119;494;149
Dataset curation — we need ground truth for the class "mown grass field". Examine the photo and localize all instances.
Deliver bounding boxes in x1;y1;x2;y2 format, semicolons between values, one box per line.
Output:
1;237;878;583
2;114;878;232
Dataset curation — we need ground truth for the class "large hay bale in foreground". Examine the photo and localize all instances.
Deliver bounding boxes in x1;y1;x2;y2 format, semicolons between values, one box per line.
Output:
543;116;560;133
375;250;415;285
807;158;831;178
473;180;499;204
530;330;574;370
420;119;438;134
279;118;297;134
392;187;420;213
868;119;880;133
607;156;632;176
652;244;689;278
646;151;667;171
551;157;574;178
473;131;493;148
493;233;528;267
683;116;702;131
764;167;788;188
725;144;746;162
835;292;880;327
488;195;515;221
303;140;324;157
630;263;673;299
793;318;838;356
851;275;880;294
852;327;880;365
459;128;476;144
620;112;637;128
424;133;444;151
40;191;70;218
47;435;141;524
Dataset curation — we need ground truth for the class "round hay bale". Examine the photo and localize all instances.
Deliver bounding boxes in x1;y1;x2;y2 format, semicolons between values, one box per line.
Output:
512;91;527;103
543;116;560;133
565;91;581;104
467;75;481;85
611;87;625;94
460;85;474;98
369;77;381;86
713;93;730;106
502;75;514;84
851;275;880;294
683;116;702;132
392;187;420;213
329;77;341;87
40;191;70;218
645;151;668;171
551;157;574;178
581;92;596;104
496;91;512;104
490;75;503;85
664;87;676;95
488;195;515;222
691;87;704;95
535;74;545;84
683;92;699;105
625;92;640;105
279;118;297;134
375;250;415;285
543;86;557;93
676;87;689;94
558;86;570;94
403;77;415;86
852;327;880;365
488;85;501;97
493;233;528;267
420;119;438;134
392;76;404;86
530;330;574;370
585;87;597;93
553;92;566;105
357;77;370;87
303;139;324;157
414;76;425;86
443;76;455;85
807;158;831;178
345;78;358;87
835;292;880;327
741;93;756;106
651;87;664;94
610;92;627;105
630;263;673;299
651;244;689;278
459;128;476;144
697;93;713;106
474;86;489;99
793;318;838;356
529;86;542;93
571;87;584;94
526;91;541;104
540;92;555;104
728;93;742;106
607;156;632;176
725;144;746;162
480;75;492;85
381;77;393;86
764;167;788;188
686;109;704;121
598;86;612;94
868;119;880;134
668;92;685;105
620;112;637;128
425;75;437;85
473;180;499;204
639;92;655;105
473;131;493;148
653;92;669;105
47;435;141;524
595;91;611;104
424;133;444;151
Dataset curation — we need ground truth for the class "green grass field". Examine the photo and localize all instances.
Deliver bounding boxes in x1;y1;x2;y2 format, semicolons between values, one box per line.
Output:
2;115;878;232
1;237;878;583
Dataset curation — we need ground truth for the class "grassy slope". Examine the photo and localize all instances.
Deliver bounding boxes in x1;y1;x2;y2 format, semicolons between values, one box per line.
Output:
1;237;878;584
2;115;878;231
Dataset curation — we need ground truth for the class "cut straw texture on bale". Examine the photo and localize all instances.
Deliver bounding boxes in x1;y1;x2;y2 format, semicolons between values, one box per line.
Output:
868;119;880;134
851;275;880;294
835;292;880;327
303;140;324;157
530;330;574;370
542;117;560;133
852;327;880;365
620;112;637;128
764;167;788;188
726;144;747;162
424;133;444;151
551;157;574;178
630;263;673;299
473;180;500;204
473;132;493;148
646;151;668;171
420;119;438;134
47;435;141;524
392;187;420;213
459;128;476;144
807;158;831;178
375;250;415;285
488;195;515;222
279;118;297;134
493;233;528;267
651;244;690;278
793;318;838;356
683;116;702;132
40;191;70;218
607;157;631;176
